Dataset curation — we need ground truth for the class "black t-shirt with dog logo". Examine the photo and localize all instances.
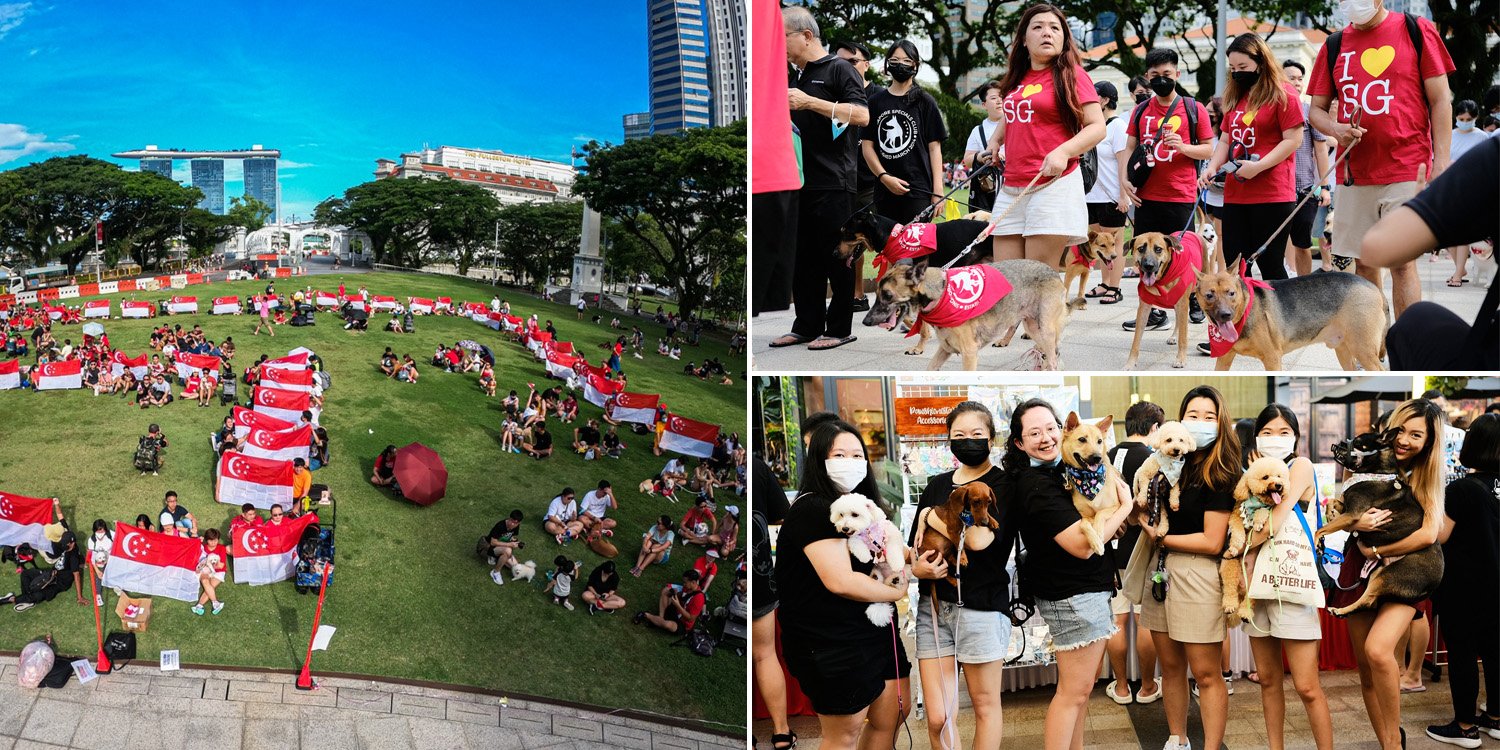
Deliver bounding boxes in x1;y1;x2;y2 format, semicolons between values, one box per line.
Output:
863;88;948;198
1014;465;1116;602
774;492;887;646
791;54;869;194
1164;451;1235;541
907;467;1015;613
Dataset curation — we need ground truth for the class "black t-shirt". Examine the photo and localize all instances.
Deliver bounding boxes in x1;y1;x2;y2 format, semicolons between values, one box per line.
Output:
488;520;520;543
54;545;81;576
1164;452;1235;544
603;432;621;449
1107;441;1154;569
774;492;887;645
534;431;552;450
907;467;1015;612
1013;466;1115;601
752;460;788;609
791;54;869;193
579;426;600;445
862;87;948;196
855;81;887;190
1435;471;1499;610
587;568;619;596
160;504;190;526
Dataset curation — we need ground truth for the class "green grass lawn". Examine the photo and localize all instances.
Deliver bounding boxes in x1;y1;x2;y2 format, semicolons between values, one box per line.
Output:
0;271;746;729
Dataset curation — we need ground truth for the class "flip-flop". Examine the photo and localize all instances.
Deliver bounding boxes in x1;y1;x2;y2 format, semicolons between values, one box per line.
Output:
1400;683;1427;693
768;333;812;348
808;336;856;351
1447;278;1464;287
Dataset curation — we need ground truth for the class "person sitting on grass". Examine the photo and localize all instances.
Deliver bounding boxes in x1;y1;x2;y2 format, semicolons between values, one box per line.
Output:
370;445;398;487
573;419;602;459
583;560;627;615
691;549;722;595
545;488;584;543
159;491;198;537
430;344;447;369
630;516;676;577
602;426;624;458
500;415;524;454
379;347;397;377
387;313;405;334
192;529;227;616
579;480;618;536
0;529;82;612
715;505;740;556
141;373;173;408
213;415;242;455
111;369;135;397
194;368;215;407
522;422;553;460
691;460;727;500
502;389;520;416
87;362;111;396
291;458;312;511
633;568;705;634
395;355;418;384
229;503;262;534
443;345;462;372
310;426;330;469
220;337;235;361
544;555;576;610
485;510;525;586
661;456;688;485
478;362;496;396
678;495;717;548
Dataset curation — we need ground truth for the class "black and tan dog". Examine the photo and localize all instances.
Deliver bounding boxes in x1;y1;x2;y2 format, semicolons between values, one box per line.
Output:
1124;231;1208;370
1314;472;1444;617
1195;266;1387;371
834;210;993;268
1062;229;1120;311
864;258;1070;370
914;482;999;588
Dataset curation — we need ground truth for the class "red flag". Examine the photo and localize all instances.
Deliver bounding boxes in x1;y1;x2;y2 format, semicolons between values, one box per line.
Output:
233;514;318;585
546;351;582;379
35;360;82;390
0;359;19;390
216;450;296;510
0;491;53;548
232;405;296;438
659;414;719;458
408;297;434;314
166;296;199;314
101;522;201;602
83;299;110;319
583;372;623;408
109;351;148;380
258;366;315;392
174;352;222;382
370;295;398;310
120;300;152;318
252;386;311;423
241;425;312;463
607;391;659;425
262;351;309;371
212;296;240;315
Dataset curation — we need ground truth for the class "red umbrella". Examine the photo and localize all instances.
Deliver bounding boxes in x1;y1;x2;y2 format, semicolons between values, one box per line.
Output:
393;443;448;506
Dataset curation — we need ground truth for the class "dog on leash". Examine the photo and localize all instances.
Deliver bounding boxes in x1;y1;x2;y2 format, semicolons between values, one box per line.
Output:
1195;264;1387;370
1062;229;1120;310
914;482;999;588
1131;421;1197;537
1124;231;1208;370
1314;474;1444;617
864;258;1070;370
1060;412;1124;556
829;493;908;626
834;211;993;269
1220;457;1290;623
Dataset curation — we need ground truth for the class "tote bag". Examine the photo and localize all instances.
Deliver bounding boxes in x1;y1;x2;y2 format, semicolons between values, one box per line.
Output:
1246;501;1326;608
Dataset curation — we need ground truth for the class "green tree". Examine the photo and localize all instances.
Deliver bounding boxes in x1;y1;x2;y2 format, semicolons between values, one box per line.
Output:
1431;0;1499;104
316;179;434;268
103;169;203;270
182;208;237;258
811;0;1019;99
930;85;984;162
225;195;273;234
426;180;502;276
495;200;584;291
573;121;746;321
0;156;122;273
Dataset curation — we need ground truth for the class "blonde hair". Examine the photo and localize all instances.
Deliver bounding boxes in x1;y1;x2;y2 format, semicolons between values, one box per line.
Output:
1386;399;1446;523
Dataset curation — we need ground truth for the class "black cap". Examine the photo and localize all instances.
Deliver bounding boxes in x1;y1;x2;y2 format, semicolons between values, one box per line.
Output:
1095;81;1118;103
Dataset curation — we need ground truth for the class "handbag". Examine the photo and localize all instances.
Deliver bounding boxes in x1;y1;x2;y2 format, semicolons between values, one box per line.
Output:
1246;502;1326;608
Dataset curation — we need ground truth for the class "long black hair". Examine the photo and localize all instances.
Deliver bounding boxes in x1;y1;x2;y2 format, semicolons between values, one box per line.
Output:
798;420;883;506
1000;398;1062;475
1460;413;1500;473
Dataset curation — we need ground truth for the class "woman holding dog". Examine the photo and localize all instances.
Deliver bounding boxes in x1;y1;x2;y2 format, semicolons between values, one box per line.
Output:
1335;399;1447;750
1241;404;1334;750
982;4;1105;269
1132;385;1239;750
1006;399;1133;750
775;420;909;750
906;401;1016;750
862;40;947;223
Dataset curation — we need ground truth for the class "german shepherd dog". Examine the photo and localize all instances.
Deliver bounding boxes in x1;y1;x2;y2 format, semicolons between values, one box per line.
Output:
1060;412;1123;556
1194;267;1387;371
1062;229;1120;311
864;258;1070;370
833;210;993;269
1124;231;1208;370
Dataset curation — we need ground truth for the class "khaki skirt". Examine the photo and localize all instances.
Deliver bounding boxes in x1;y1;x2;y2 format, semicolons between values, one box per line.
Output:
1138;551;1226;643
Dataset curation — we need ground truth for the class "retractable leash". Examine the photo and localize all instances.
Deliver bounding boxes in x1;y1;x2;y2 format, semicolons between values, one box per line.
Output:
943;170;1048;270
1245;105;1366;265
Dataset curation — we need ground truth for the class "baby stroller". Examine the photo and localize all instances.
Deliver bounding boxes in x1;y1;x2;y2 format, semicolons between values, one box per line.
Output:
290;303;316;327
219;369;238;406
294;496;336;594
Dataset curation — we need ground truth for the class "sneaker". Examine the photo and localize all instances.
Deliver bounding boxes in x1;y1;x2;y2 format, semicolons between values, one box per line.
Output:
851;296;870;312
1189;295;1206;324
562;599;575;611
14;602;33;612
1198;342;1212;356
212;601;224;615
1472;714;1500;739
1223;671;1234;695
1163;736;1191;750
587;602;598;615
632;610;647;624
192;604;205;616
1123;309;1169;331
1425;721;1482;748
490;570;505;586
486;555;497;565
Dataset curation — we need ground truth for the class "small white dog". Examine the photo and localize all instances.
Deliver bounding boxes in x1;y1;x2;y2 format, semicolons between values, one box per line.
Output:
508;559;537;582
828;493;908;626
1470;240;1496;288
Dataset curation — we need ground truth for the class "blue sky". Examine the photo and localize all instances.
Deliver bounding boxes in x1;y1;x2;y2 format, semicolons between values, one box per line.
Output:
0;1;648;221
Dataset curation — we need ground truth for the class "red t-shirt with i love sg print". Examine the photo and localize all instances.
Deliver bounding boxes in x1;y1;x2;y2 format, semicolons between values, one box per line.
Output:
1222;84;1305;204
1307;11;1455;185
1000;66;1099;186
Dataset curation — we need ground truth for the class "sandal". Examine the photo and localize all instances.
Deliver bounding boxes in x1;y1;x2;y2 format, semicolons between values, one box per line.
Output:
807;336;856;351
1245;671;1261;685
1447;277;1464;287
768;333;811;348
1085;284;1112;298
772;731;799;749
1098;285;1124;304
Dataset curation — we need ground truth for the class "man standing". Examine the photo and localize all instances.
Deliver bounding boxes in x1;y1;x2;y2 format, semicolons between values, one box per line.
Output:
832;39;882;312
1282;60;1334;276
1308;0;1454;318
769;5;869;352
1103;401;1163;704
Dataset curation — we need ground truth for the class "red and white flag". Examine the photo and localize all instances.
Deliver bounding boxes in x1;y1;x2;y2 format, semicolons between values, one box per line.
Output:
659;414;719;458
583;372;623;408
527;331;553;357
45;306;63;321
232;513;318;585
262;351;309;371
462;302;488;316
240;425;312;463
258;366;314;392
546;351;582;379
501;314;521;332
409;297;433;314
34;360;82;391
253;297;280;311
435;296;452;310
0;359;19;390
370;294;398;311
252;386;310;424
212;296;240;314
315;290;339;307
483;311;503;330
167;296;198;314
101;522;201;602
340;294;365;311
232;405;296;438
120;300;152;319
174;352;222;383
0;491;52;548
110;351;149;380
83;300;110;319
551;341;576;355
216;450;295;511
607;391;659;426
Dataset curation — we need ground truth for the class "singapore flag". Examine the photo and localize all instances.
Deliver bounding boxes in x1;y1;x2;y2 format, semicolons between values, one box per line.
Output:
233;514;317;585
216;450;295;511
100;522;202;602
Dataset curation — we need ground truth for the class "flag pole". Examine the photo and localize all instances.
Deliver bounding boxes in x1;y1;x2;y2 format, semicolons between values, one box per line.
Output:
87;560;112;674
294;559;333;690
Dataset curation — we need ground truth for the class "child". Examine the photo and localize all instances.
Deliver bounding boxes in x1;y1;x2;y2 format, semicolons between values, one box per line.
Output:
192;529;227;616
544;555;576;611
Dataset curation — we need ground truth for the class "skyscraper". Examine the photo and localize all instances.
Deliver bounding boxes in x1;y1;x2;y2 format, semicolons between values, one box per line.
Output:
623;112;652;140
243;158;279;223
141;158;173;179
190;160;224;214
706;0;746;126
647;0;713;134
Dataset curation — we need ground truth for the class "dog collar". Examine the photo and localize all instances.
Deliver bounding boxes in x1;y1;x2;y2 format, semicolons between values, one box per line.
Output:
1157;454;1186;486
909;266;1013;337
1206;260;1272;357
1063;462;1107;500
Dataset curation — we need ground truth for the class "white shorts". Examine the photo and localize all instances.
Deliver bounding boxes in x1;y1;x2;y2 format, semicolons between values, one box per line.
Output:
1246;598;1322;641
990;166;1089;246
1110;590;1140;617
1331;182;1419;260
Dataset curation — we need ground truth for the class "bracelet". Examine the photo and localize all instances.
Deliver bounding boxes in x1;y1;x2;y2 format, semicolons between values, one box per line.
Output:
1371;544;1381;559
876;172;889;181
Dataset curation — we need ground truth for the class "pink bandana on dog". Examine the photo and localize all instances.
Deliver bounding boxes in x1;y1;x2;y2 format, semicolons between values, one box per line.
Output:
909;265;1012;336
875;222;939;276
1205;260;1273;357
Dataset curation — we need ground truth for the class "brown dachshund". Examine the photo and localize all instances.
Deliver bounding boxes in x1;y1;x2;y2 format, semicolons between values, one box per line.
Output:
916;481;999;587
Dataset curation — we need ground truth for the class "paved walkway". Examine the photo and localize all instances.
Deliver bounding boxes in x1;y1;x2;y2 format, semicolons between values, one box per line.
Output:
751;252;1489;371
0;657;739;750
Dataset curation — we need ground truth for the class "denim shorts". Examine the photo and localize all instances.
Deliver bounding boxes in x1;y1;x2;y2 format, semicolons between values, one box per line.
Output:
913;598;1012;664
1034;591;1117;652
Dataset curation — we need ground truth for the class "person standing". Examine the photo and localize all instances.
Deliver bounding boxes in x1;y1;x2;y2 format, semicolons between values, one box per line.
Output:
1103;400;1163;705
1443;99;1488;286
1280;60;1335;276
770;6;869;352
963;81;1005;216
1081;81;1131;306
862;40;947;227
832;39;882;313
1308;0;1455;318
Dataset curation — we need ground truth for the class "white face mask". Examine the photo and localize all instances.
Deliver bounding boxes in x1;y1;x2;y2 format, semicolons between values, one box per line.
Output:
825;458;869;493
1256;435;1297;460
1338;0;1379;25
1183;420;1219;448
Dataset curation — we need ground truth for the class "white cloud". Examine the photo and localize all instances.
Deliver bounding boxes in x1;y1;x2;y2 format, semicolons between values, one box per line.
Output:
0;122;75;164
278;160;314;169
0;3;31;40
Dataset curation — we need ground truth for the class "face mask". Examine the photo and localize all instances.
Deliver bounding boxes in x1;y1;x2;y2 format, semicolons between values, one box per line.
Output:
1029;455;1060;468
1257;435;1297;459
1134;91;1151;104
1183;420;1219;448
1149;76;1175;96
1338;0;1379;24
825;458;868;493
1231;70;1260;90
94;532;106;540
886;62;917;83
950;438;992;467
1457;120;1476;131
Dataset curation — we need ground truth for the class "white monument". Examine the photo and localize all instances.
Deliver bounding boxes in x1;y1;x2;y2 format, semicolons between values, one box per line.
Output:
569;204;606;306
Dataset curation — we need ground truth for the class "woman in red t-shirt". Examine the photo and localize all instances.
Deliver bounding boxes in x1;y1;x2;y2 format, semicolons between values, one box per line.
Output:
1202;33;1305;279
982;3;1105;268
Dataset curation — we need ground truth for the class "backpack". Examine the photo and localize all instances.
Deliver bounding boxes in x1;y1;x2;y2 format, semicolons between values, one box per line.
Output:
1079;116;1118;194
1128;96;1201;189
686;627;715;657
104;631;137;663
134;437;161;472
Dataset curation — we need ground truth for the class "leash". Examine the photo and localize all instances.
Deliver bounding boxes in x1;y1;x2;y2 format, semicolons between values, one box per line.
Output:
1245;105;1365;265
906;164;997;223
943;170;1048;270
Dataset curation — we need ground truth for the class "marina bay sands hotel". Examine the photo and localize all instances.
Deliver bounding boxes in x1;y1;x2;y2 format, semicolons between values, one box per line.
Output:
111;145;280;223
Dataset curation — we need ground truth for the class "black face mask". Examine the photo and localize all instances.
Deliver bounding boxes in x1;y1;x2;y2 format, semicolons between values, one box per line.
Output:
1134;91;1150;104
1149;76;1175;96
1231;70;1260;90
950;438;992;467
887;62;917;83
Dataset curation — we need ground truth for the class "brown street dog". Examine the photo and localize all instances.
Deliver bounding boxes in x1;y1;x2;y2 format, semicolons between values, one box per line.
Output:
915;482;999;587
1124;231;1207;370
1220;457;1290;623
1060;412;1123;557
865;258;1070;371
1131;420;1197;537
1062;229;1120;311
1314;476;1444;617
1194;266;1387;370
586;528;618;558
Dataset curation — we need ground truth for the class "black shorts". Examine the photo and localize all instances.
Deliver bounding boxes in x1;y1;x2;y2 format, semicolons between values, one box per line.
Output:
783;636;911;715
1288;193;1318;249
1134;200;1195;236
1087;202;1128;229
